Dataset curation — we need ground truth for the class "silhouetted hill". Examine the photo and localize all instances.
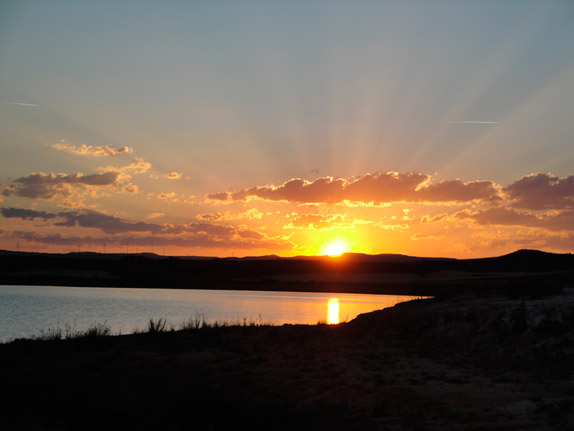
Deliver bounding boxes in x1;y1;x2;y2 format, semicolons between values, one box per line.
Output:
1;249;572;297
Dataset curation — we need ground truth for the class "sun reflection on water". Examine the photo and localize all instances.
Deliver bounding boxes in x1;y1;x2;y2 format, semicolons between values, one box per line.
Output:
327;298;340;324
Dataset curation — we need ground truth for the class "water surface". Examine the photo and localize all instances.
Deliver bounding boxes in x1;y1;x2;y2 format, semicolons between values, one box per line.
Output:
0;285;421;342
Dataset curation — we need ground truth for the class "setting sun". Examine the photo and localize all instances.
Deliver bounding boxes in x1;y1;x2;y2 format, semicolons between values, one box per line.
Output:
320;238;351;257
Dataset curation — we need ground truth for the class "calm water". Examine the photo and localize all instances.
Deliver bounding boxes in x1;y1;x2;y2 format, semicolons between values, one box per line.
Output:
0;285;420;342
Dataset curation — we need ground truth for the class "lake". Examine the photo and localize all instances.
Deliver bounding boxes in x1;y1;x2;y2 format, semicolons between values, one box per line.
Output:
0;285;422;342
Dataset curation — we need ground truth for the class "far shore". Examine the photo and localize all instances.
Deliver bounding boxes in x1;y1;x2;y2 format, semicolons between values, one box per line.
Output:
2;270;571;299
2;249;573;298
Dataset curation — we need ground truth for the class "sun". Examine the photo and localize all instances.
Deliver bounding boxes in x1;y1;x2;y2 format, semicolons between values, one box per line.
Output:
320;238;351;257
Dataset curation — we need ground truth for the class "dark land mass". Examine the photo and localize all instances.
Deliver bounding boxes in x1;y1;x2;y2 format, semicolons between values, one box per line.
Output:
2;292;574;430
1;248;573;298
1;250;574;429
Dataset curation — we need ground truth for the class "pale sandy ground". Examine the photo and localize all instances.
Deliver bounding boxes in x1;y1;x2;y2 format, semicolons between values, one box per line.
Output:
226;292;574;429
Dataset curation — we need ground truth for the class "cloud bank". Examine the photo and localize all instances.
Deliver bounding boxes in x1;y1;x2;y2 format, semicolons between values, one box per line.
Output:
207;172;501;205
2;170;573;256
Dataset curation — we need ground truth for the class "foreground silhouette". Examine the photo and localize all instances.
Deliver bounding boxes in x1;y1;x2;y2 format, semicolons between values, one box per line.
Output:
2;291;573;430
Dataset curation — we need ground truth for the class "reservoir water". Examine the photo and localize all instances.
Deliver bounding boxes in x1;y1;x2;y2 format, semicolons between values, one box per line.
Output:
0;285;421;342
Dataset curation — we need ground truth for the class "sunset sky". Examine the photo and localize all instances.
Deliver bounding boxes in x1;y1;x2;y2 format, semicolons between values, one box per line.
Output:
1;1;573;258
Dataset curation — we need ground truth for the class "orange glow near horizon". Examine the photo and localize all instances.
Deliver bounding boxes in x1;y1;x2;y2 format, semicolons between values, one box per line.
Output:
327;298;340;324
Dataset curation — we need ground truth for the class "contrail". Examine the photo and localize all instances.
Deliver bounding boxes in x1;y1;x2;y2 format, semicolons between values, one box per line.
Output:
1;101;40;107
441;120;499;124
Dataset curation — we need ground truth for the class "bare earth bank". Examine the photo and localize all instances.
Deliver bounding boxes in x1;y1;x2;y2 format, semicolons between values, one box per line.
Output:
1;292;573;430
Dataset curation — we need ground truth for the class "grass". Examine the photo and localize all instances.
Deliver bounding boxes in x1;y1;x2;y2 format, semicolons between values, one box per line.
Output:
147;318;168;333
34;321;111;341
180;313;274;330
30;314;275;342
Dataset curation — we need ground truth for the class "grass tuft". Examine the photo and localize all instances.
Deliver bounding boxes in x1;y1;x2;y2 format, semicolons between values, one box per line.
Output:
147;318;168;333
33;322;112;341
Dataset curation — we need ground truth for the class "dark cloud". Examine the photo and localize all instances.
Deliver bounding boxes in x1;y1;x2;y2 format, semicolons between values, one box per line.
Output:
504;173;574;210
13;232;109;246
1;207;57;220
196;212;223;221
206;192;229;201
1;172;121;199
55;210;163;234
0;208;278;247
207;172;501;205
11;230;286;251
0;207;163;234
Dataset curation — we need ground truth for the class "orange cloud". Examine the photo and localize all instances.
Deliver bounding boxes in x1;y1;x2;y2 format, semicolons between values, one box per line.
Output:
207;172;501;205
284;214;347;229
196;209;263;221
51;141;133;157
411;233;445;241
146;192;176;201
164;172;182;179
122;183;139;194
98;157;152;175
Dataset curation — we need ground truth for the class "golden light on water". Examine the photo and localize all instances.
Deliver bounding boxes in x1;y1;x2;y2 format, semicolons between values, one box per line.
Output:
327;298;340;324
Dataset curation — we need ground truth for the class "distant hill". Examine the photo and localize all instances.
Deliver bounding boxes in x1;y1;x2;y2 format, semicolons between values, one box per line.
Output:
1;249;572;297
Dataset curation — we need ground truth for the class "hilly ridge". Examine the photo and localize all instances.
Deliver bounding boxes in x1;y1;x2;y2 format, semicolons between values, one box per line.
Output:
1;248;572;297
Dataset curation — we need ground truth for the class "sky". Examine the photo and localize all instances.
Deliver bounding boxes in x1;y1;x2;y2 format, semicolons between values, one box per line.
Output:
0;0;573;258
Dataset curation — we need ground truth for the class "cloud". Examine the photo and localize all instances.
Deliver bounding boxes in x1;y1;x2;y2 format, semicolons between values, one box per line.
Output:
206;172;501;205
6;215;290;251
1;207;57;220
284;214;347;229
206;191;230;201
10;230;287;250
51;141;133;157
54;210;164;234
124;157;151;173
0;208;283;247
98;157;152;175
146;192;176;201
164;172;182;180
467;230;574;253
411;233;445;241
504;173;574;210
0;207;163;234
456;207;574;231
1;172;121;200
195;209;263;221
146;212;165;219
196;212;224;221
122;183;139;194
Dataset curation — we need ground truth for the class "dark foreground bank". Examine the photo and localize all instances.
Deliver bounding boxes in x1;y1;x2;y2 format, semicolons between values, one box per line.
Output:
2;293;574;430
